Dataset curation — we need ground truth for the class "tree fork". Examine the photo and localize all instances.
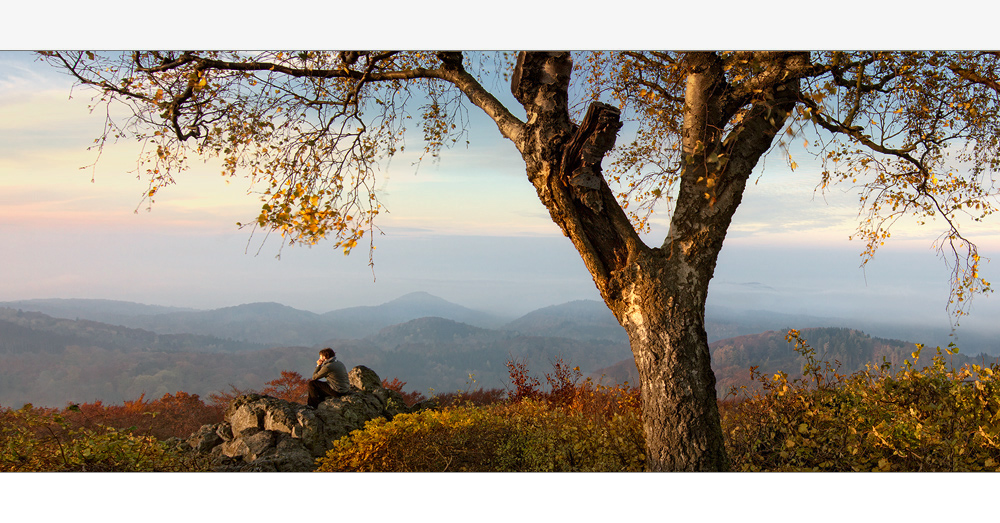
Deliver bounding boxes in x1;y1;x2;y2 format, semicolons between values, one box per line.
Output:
512;52;729;470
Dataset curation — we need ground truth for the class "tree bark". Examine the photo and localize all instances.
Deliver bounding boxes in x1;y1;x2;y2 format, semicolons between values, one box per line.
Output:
502;51;802;471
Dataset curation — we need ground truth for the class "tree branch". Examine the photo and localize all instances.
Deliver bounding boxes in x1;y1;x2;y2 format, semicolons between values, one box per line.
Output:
950;65;1000;94
434;52;525;147
797;94;926;179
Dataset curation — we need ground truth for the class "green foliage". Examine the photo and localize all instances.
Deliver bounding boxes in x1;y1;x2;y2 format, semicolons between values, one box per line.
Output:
0;404;211;472
722;330;1000;471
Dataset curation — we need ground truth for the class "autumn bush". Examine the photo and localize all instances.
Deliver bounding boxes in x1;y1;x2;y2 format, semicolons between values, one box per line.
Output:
316;357;645;472
209;370;309;407
434;387;508;408
0;388;222;471
0;403;211;472
63;391;224;441
722;330;1000;472
381;377;433;406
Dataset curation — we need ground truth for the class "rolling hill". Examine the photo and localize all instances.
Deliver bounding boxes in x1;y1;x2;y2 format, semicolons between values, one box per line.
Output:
0;292;509;346
4;292;998;408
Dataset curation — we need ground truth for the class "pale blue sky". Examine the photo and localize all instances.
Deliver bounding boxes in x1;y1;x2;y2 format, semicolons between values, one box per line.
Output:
2;50;999;336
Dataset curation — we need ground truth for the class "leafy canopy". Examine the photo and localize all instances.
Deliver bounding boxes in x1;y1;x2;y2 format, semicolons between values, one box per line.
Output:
41;51;1000;314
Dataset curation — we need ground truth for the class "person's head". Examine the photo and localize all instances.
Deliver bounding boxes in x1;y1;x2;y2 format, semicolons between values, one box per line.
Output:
319;348;335;361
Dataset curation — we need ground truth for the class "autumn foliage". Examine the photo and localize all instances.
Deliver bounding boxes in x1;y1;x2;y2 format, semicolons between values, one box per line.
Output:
62;391;223;441
721;330;1000;471
0;393;220;472
317;357;645;472
5;331;1000;471
317;337;1000;472
208;370;309;406
381;377;429;407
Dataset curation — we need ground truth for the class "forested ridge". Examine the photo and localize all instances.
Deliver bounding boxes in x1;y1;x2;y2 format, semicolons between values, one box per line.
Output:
4;302;997;410
0;308;633;407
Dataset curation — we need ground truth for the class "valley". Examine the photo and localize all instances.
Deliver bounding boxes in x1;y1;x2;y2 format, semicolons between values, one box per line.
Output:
1;292;997;408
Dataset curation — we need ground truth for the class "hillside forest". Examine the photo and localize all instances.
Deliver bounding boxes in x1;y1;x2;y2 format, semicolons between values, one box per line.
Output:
2;294;999;472
2;295;997;408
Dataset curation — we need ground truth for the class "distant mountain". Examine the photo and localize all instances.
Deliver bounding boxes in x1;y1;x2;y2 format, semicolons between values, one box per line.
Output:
2;292;510;346
0;302;633;406
8;292;997;407
333;315;631;393
370;316;508;348
501;300;844;345
320;292;509;339
504;300;627;342
0;298;197;325
0;308;267;355
705;305;1000;356
121;302;324;345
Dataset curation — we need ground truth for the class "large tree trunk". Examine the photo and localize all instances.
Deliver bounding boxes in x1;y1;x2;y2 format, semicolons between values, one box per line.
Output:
612;248;729;470
504;51;802;471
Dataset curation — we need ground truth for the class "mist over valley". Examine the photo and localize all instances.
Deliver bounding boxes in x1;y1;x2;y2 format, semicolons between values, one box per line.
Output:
2;291;997;409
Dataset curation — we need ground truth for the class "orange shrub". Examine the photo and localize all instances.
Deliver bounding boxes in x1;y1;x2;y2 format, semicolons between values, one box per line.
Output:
382;377;429;407
63;391;223;440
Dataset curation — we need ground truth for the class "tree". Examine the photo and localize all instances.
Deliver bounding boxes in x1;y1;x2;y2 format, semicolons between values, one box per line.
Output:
42;51;1000;470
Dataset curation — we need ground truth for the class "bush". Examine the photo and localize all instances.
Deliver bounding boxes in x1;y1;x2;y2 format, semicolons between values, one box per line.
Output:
722;330;1000;472
64;391;223;441
0;404;211;472
209;370;309;407
315;396;645;472
382;377;430;407
316;358;645;472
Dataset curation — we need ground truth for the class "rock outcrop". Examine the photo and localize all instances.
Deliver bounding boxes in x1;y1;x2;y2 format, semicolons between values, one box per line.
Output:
184;365;437;471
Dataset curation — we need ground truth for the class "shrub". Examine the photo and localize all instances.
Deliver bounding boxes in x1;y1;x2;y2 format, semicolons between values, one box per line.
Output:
315;406;512;471
315;397;645;472
0;404;211;472
382;377;429;407
722;330;1000;472
316;358;646;472
209;370;309;407
260;371;309;404
434;387;507;408
65;391;223;440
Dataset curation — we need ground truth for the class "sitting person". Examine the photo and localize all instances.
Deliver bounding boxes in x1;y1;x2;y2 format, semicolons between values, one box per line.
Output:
307;348;351;408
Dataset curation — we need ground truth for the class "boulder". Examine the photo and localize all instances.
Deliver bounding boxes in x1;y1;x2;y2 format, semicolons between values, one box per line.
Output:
349;365;382;392
187;423;224;453
186;365;431;471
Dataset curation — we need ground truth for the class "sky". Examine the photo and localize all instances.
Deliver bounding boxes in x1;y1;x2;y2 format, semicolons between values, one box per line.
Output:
3;50;1000;338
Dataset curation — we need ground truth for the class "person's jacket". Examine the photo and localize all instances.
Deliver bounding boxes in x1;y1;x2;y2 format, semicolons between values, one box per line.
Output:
312;358;351;393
